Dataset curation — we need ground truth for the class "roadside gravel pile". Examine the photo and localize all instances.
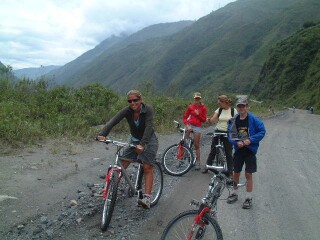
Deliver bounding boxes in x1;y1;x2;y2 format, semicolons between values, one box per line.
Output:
4;165;180;240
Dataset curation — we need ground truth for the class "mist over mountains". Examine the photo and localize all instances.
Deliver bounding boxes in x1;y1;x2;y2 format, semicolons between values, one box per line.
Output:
11;0;320;103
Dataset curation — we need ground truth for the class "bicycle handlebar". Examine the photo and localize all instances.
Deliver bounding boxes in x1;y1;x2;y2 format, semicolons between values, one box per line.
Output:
205;164;228;175
173;120;186;133
97;139;136;148
205;164;246;187
213;132;228;137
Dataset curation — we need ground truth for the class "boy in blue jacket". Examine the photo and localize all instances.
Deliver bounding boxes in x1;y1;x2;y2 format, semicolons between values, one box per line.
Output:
227;97;266;209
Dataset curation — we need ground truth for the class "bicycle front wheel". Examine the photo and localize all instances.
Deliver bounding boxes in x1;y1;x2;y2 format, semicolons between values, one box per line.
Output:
216;147;227;170
101;170;119;231
141;161;163;206
161;144;194;176
161;209;223;240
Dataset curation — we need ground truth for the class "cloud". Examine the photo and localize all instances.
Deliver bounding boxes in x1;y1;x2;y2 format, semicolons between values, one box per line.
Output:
0;0;236;69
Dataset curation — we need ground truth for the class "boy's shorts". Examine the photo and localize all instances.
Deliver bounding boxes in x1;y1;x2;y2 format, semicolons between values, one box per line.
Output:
233;148;257;173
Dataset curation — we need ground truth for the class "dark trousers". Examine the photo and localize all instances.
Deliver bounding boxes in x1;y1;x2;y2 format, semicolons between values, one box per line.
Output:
206;131;233;174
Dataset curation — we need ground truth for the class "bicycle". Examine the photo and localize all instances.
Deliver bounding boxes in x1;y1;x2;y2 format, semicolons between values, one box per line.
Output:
161;120;197;176
97;139;163;231
161;165;245;239
210;132;228;171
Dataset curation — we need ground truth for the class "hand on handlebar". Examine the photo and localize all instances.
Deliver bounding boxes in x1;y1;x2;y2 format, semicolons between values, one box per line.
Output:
97;135;106;141
135;144;144;154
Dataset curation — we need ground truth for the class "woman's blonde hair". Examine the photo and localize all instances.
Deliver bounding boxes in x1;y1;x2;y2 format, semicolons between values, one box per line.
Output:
127;90;142;99
218;95;232;105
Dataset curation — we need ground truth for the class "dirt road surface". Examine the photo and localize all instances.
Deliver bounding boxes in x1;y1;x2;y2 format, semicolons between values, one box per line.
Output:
1;109;320;239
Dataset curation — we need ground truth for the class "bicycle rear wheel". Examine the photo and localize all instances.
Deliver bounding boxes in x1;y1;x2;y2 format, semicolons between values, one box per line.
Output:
161;210;223;240
161;144;194;176
101;170;119;231
141;161;163;206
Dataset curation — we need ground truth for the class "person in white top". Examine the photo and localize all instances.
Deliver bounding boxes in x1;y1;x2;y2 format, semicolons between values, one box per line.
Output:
202;95;237;175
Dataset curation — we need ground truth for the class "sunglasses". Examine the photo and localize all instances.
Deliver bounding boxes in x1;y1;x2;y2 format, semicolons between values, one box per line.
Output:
237;104;247;108
127;98;140;103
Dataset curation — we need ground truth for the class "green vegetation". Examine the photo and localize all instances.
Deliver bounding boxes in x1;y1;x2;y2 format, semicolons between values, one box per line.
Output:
1;65;270;146
251;23;320;112
0;70;199;145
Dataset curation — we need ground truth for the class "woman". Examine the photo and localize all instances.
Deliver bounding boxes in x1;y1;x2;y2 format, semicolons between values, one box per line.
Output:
202;95;237;174
183;92;208;170
97;90;158;209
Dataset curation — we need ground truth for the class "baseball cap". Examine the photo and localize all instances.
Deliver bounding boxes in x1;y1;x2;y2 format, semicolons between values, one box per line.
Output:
193;92;202;99
236;97;248;106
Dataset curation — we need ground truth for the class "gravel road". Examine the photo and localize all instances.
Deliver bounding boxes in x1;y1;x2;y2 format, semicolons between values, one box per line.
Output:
1;109;320;239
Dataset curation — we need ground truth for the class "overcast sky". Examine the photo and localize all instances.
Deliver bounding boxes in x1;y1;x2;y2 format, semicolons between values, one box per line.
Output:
0;0;236;70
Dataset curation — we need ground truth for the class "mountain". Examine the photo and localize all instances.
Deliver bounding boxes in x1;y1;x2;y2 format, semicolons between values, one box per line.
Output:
46;34;128;85
47;21;194;85
13;65;60;80
251;23;320;110
52;0;320;97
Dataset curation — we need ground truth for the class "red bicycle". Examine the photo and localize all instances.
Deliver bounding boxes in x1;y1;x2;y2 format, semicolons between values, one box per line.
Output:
161;165;245;239
98;139;163;231
161;121;196;176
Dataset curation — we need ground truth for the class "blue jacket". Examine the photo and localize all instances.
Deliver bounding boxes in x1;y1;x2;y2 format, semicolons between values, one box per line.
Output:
228;112;266;154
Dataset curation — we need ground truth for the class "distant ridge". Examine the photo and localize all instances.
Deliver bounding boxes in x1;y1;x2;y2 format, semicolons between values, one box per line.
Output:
14;65;60;80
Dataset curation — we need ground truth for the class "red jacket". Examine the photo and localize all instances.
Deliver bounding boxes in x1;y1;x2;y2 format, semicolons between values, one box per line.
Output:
183;103;207;127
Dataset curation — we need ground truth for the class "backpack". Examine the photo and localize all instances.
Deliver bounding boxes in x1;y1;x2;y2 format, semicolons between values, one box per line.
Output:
218;107;235;118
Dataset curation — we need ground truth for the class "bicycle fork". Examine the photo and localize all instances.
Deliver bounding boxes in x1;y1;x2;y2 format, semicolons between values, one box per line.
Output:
188;206;210;240
103;166;121;199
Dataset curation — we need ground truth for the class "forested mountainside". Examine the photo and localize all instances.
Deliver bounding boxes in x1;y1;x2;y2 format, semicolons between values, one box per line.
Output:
50;0;320;98
47;21;194;85
251;23;320;110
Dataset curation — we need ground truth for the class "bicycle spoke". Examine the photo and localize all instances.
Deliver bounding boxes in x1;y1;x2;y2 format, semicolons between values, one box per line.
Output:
162;144;194;176
161;210;223;240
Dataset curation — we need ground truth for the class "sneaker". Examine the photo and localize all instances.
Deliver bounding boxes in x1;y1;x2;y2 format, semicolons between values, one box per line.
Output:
227;193;238;204
242;198;252;209
138;195;151;209
201;168;208;174
194;162;201;171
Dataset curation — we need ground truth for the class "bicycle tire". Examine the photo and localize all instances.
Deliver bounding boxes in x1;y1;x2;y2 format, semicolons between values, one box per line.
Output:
216;147;227;170
101;170;119;231
141;161;163;206
161;144;194;176
161;209;223;240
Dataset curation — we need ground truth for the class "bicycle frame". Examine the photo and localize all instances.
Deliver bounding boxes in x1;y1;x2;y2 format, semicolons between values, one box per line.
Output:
173;121;192;146
103;140;144;200
190;166;244;221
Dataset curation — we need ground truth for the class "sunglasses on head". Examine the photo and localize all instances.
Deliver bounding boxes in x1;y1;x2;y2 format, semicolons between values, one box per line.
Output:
127;98;140;103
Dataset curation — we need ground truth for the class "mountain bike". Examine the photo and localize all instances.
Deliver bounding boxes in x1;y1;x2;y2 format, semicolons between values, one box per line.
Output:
97;139;163;231
161;165;245;240
161;120;196;176
211;132;228;171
